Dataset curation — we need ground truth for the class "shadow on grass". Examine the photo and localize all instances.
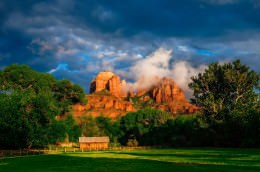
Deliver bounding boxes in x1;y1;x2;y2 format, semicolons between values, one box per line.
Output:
109;150;260;168
0;154;259;172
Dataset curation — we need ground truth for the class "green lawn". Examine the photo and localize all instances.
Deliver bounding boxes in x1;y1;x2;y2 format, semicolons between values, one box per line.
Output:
0;148;260;172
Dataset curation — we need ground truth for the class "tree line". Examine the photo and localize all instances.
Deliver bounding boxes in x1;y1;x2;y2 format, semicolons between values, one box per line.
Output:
0;60;259;149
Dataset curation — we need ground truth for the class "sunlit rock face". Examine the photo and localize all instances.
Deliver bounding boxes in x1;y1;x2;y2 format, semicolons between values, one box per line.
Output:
90;70;127;98
151;77;186;104
73;71;134;119
72;95;135;119
135;77;199;114
73;70;199;119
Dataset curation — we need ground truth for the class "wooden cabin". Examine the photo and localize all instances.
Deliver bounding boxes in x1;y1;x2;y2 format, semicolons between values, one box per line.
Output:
79;136;109;150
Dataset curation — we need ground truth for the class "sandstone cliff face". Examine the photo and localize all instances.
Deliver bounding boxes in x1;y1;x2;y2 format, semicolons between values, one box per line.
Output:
108;75;121;97
90;70;127;98
134;77;199;114
120;80;128;98
72;95;135;119
151;77;186;104
90;71;114;92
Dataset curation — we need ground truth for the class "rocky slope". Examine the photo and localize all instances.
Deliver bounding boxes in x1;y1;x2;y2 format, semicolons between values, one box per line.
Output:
72;70;199;118
72;93;135;118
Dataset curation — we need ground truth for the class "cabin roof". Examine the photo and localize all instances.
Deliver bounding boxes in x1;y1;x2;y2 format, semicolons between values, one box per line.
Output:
79;136;109;143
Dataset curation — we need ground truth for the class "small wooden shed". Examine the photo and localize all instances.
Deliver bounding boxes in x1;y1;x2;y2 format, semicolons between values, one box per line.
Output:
79;136;109;150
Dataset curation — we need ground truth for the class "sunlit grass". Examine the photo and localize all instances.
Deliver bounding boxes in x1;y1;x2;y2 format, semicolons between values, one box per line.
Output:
1;148;260;172
65;148;260;166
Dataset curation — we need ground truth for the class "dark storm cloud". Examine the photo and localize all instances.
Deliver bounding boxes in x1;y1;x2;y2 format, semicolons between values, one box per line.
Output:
0;0;259;93
74;0;260;38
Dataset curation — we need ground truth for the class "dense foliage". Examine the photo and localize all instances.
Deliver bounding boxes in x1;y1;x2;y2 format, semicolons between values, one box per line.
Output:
187;60;260;147
189;60;259;123
0;60;259;149
0;64;86;149
119;109;170;146
79;115;122;144
0;64;86;114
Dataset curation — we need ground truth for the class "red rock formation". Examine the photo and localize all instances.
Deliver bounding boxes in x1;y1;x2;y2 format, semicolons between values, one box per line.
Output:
120;80;128;98
74;71;199;119
90;71;129;98
137;88;148;96
90;71;114;92
108;75;121;97
134;77;199;114
151;77;186;103
72;95;135;119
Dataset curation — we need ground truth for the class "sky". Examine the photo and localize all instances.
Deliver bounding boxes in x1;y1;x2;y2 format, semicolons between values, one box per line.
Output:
0;0;260;96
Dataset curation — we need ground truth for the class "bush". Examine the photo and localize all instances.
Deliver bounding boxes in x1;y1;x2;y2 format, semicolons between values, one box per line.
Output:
127;139;139;147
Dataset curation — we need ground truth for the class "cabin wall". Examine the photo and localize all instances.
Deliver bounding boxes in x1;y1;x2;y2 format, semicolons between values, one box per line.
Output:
79;142;109;150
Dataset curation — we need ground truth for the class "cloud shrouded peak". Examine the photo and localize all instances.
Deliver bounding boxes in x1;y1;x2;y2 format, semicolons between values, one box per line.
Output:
131;47;172;89
129;48;206;98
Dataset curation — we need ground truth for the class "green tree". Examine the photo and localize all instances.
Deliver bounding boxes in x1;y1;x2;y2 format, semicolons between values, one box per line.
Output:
0;64;56;92
0;64;86;110
48;120;67;144
62;114;81;142
79;115;101;137
120;108;170;145
0;90;62;148
0;64;86;148
189;60;259;123
78;115;121;144
0;91;28;148
96;116;122;143
53;80;86;114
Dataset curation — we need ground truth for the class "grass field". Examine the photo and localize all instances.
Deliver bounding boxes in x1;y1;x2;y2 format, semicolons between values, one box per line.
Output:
0;148;260;172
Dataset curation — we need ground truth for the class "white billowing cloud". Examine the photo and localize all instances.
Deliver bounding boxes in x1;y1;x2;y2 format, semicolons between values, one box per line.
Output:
171;61;206;98
131;47;172;89
130;47;206;99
